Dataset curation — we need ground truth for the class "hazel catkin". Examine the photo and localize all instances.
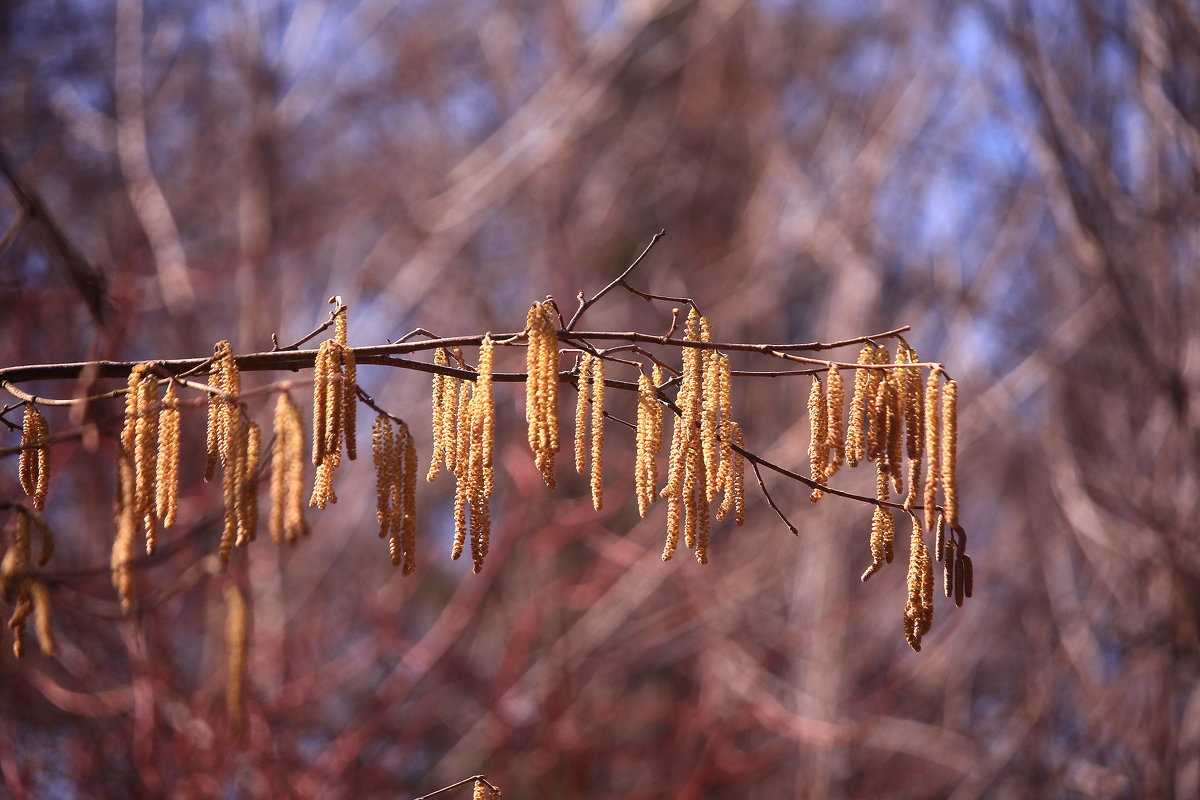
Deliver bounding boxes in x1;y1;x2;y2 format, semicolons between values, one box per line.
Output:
19;404;49;511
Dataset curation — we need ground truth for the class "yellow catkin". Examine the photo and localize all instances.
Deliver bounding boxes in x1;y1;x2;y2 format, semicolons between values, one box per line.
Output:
711;354;733;502
271;393;306;544
156;382;181;529
427;348;449;482
716;421;745;526
30;581;55;656
699;318;720;502
808;377;828;502
469;336;496;572
237;421;261;546
372;414;395;541
866;353;890;466
886;368;905;495
590;356;605;512
525;301;560;487
473;780;488;800
941;380;959;528
903;514;933;652
635;371;663;518
694;448;711;565
662;309;702;504
204;344;226;482
112;452;137;612
825;365;845;479
575;353;592;475
444;349;465;475
846;345;874;467
220;414;244;567
224;583;249;741
135;372;159;552
311;340;334;467
325;345;345;469
19;405;50;510
943;538;956;598
683;445;700;552
923;368;941;531
452;468;468;561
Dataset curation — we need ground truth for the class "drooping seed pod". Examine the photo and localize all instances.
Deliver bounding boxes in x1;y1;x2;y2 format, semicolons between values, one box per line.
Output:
156;382;181;529
941;380;959;527
574;353;592;475
224;583;249;741
808;377;829;502
590;356;605;512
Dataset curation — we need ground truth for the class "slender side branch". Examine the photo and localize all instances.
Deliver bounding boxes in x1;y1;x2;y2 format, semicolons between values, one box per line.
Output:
566;229;666;330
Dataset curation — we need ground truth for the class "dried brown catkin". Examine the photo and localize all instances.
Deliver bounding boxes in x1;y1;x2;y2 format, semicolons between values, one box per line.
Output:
589;356;605;512
575;353;592;475
941;380;959;527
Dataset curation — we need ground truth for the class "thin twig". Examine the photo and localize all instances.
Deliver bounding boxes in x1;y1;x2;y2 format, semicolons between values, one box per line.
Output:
751;461;799;536
565;229;666;330
410;775;499;800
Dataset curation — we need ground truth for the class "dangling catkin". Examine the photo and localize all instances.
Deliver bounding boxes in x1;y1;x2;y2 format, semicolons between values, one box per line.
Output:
903;514;933;651
271;392;307;544
941;380;959;527
923;368;941;531
886;369;905;495
589;356;605;512
427;348;449;482
343;348;357;462
112;452;137;612
30;580;55;656
575;353;592;475
19;405;49;511
468;336;496;572
525;301;560;487
236;421;260;546
135;372;159;553
373;414;396;541
635;370;663;518
400;424;417;574
825;365;844;479
156;382;181;529
224;583;249;741
808;377;828;502
846;345;874;467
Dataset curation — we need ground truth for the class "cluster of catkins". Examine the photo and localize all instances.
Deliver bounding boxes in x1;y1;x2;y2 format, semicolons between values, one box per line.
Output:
808;339;970;650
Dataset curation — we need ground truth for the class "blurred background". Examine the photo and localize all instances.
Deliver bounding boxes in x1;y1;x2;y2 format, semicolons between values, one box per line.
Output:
2;0;1199;797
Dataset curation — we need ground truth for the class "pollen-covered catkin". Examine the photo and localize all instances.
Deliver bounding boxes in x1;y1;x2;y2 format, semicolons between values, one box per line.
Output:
903;514;934;651
635;370;663;518
468;336;496;572
886;369;905;494
589;356;605;512
236;421;260;546
343;348;357;461
575;353;592;475
133;373;160;552
808;377;829;502
19;405;50;511
941;380;959;527
271;392;307;544
923;368;942;531
156;382;181;528
846;345;874;467
525;301;560;487
427;348;449;482
825;365;844;479
373;414;396;541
